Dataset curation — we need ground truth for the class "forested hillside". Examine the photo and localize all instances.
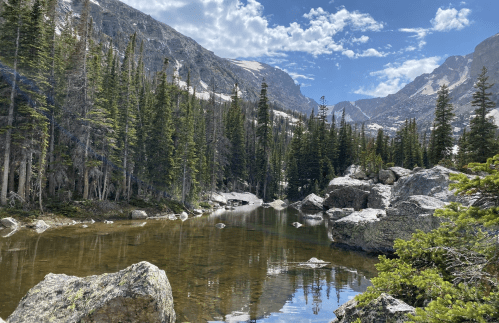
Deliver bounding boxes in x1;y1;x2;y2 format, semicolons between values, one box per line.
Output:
0;0;497;213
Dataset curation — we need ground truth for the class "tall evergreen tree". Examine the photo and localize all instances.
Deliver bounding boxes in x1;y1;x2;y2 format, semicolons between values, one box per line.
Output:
429;84;454;164
256;80;273;200
225;84;246;189
468;67;497;163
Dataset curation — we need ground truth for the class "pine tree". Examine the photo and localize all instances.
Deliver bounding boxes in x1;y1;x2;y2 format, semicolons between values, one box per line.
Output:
225;84;246;190
286;119;304;200
0;0;27;205
429;84;454;164
256;80;273;200
468;67;497;163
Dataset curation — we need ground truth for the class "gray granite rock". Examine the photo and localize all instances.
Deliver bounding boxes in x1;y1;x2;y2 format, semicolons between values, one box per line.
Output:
7;261;175;323
368;184;392;209
378;169;396;185
1;217;18;229
326;208;355;221
131;210;148;219
303;213;323;220
391;166;470;205
211;193;227;205
327;176;372;193
301;193;324;211
389;167;412;179
33;220;50;234
344;165;367;179
331;196;445;253
324;187;370;211
331;293;415;323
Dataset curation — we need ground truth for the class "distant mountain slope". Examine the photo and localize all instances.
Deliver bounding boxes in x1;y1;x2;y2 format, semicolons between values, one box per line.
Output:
330;33;499;135
56;0;318;113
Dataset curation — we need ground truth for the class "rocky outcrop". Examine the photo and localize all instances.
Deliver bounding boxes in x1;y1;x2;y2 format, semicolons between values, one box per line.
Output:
331;293;415;323
324;187;370;211
378;169;396;185
221;192;262;205
331;196;446;253
7;261;176;323
326;208;354;221
131;210;148;219
389;167;412;179
367;184;391;209
301;193;324;212
344;165;367;179
210;193;228;205
1;217;18;229
391;166;470;205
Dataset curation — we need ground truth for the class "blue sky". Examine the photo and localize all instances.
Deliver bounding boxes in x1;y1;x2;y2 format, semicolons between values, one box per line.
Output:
120;0;498;105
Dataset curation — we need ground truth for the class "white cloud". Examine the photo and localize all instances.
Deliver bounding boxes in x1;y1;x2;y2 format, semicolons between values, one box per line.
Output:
342;50;355;58
120;0;385;58
399;7;471;50
352;35;369;43
288;72;315;81
354;57;441;97
431;8;471;31
356;48;387;58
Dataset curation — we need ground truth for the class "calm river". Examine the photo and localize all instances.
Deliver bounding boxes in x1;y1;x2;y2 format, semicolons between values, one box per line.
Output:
0;206;378;322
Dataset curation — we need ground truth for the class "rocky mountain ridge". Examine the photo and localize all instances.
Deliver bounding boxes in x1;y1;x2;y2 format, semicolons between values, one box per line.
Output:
56;0;318;113
330;33;499;136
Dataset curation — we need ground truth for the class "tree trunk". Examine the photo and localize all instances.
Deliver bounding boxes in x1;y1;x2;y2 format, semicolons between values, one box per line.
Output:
18;150;27;201
1;24;21;206
26;151;33;202
83;132;90;199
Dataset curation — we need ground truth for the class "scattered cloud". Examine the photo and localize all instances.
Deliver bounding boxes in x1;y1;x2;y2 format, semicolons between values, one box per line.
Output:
399;7;471;50
352;35;369;43
431;7;471;31
342;50;356;58
354;56;441;97
121;0;385;59
356;48;388;58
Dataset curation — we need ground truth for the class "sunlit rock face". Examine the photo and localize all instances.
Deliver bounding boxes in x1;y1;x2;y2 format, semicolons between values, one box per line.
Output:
7;261;175;323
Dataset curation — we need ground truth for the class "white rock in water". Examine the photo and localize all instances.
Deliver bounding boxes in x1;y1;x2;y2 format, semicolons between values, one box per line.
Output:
34;220;50;233
132;210;148;219
168;214;177;220
1;217;18;229
6;261;176;323
89;219;95;224
104;220;113;224
292;222;303;228
193;209;203;215
215;223;226;229
82;225;88;228
299;257;329;269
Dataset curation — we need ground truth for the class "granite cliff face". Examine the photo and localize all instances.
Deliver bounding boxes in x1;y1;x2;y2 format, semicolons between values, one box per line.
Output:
330;33;499;135
56;0;318;113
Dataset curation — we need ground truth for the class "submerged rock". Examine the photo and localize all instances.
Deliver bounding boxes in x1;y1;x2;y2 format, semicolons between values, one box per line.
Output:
1;217;18;229
292;222;303;228
215;223;226;229
193;209;203;215
300;193;324;212
298;257;329;269
131;210;148;219
332;293;415;323
7;261;176;323
303;213;323;220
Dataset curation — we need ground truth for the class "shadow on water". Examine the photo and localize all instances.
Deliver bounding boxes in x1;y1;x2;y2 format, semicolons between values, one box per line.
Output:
0;206;378;322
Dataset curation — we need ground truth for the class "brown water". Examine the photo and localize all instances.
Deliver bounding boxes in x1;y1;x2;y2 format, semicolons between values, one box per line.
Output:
0;206;378;322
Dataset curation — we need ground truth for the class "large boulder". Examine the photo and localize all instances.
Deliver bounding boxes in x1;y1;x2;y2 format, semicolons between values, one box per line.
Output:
210;193;227;205
344;165;367;179
221;192;262;205
7;261;176;323
301;193;324;211
378;169;396;185
368;184;392;209
326;208;354;221
1;217;18;229
324;187;370;211
331;293;415;323
327;176;372;193
330;196;446;253
389;167;412;179
391;166;470;205
131;210;148;219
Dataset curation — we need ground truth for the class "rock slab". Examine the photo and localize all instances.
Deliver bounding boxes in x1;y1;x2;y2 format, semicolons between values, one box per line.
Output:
7;261;176;323
331;293;415;323
131;210;148;219
300;193;324;211
1;217;18;229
